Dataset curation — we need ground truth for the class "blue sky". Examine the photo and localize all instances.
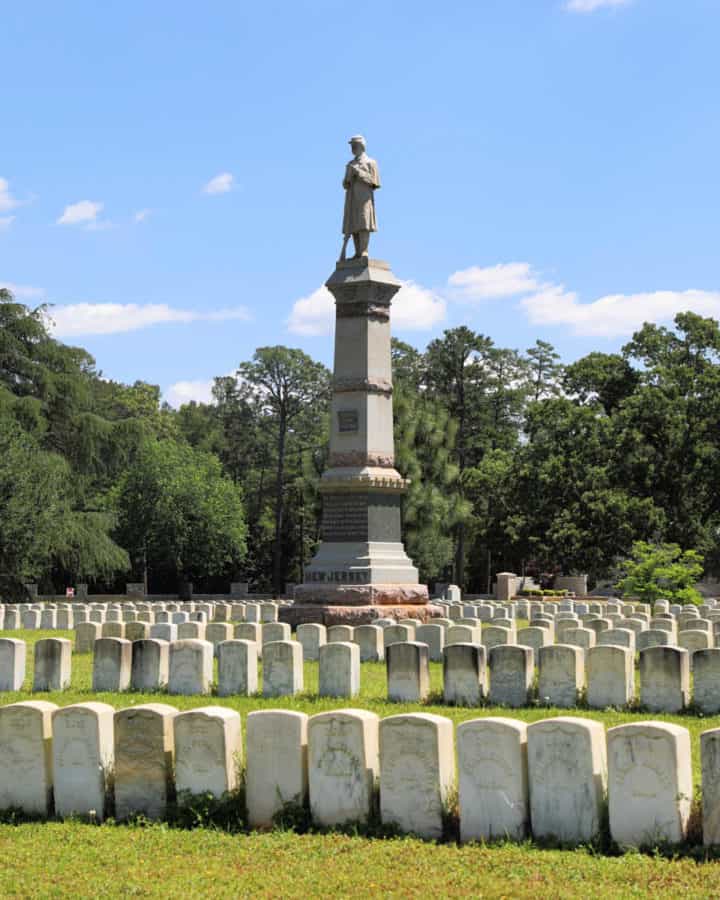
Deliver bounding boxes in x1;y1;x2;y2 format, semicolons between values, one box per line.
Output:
1;0;718;406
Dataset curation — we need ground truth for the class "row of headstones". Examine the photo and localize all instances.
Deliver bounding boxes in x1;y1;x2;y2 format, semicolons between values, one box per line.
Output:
73;620;294;651
0;600;284;630
1;701;719;849
7;633;714;718
428;600;720;661
436;595;719;622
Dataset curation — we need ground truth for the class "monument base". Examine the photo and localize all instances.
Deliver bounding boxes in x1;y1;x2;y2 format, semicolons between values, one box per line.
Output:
281;596;441;628
294;582;429;606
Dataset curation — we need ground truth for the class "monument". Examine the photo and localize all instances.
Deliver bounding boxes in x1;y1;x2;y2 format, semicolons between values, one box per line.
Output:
292;136;434;626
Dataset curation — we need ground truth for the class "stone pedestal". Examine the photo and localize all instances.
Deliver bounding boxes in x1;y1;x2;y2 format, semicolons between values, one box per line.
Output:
295;258;430;625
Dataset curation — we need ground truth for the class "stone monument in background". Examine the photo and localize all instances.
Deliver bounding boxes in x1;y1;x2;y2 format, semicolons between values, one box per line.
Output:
292;136;435;625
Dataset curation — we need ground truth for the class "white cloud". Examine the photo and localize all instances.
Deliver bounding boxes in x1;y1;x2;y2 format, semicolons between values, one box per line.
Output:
564;0;632;12
0;178;19;213
134;209;152;223
165;379;215;408
522;285;720;337
287;280;446;336
46;302;251;337
0;282;46;301
287;286;334;336
57;200;103;226
448;262;540;301
203;172;234;195
0;216;15;230
393;282;446;330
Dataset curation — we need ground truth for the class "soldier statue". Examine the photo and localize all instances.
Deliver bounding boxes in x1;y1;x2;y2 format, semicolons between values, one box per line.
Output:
340;135;380;261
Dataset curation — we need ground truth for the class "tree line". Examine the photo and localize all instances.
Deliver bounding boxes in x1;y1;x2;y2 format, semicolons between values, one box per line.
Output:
2;286;719;599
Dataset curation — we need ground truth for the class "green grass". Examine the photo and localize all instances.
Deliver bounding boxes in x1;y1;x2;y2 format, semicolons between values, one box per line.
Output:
1;824;720;898
6;628;720;896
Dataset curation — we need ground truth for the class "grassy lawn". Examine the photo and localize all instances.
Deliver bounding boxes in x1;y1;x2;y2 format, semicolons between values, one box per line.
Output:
4;629;720;896
1;824;720;898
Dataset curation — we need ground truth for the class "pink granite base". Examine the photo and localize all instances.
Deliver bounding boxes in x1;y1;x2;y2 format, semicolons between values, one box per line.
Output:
280;603;444;628
294;583;430;607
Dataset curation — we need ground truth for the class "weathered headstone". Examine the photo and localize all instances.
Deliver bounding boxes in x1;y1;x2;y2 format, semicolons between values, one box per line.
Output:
379;713;454;840
693;649;720;715
122;622;147;643
353;624;384;662
308;709;379;826
678;629;712;668
33;638;72;691
701;726;720;845
457;717;528;841
246;710;308;827
235;622;262;655
262;622;291;644
537;645;584;708
92;638;132;692
639;647;689;713
130;639;169;692
386;642;430;702
206;622;233;656
296;623;327;661
217;640;258;696
327;625;354;643
447;624;480;646
260;602;279;623
149;623;178;643
52;702;114;820
415;624;445;662
0;638;26;691
564;627;596;652
608;722;691;847
319;641;360;698
637;629;673;651
114;703;177;820
488;645;533;708
443;643;485;706
527;716;607;843
597;628;636;651
482;625;511;652
0;701;57;814
174;706;242;798
168;640;213;695
101;621;126;640
586;645;634;708
263;640;304;697
383;624;413;650
178;621;206;641
517;626;551;666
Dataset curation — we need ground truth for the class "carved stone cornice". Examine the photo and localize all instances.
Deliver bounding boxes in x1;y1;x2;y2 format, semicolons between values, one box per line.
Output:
333;376;393;396
319;472;409;494
329;451;395;468
335;300;390;322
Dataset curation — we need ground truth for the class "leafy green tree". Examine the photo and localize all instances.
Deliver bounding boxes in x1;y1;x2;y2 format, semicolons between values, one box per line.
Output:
393;360;468;583
562;352;639;414
618;313;720;567
113;440;247;591
525;340;563;403
234;347;330;594
0;417;70;598
617;541;705;605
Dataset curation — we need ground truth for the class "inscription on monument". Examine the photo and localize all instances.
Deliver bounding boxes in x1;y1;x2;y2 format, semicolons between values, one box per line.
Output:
322;493;368;541
337;410;359;433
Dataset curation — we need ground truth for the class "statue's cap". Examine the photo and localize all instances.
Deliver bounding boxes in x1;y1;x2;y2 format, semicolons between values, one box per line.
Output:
348;134;366;145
